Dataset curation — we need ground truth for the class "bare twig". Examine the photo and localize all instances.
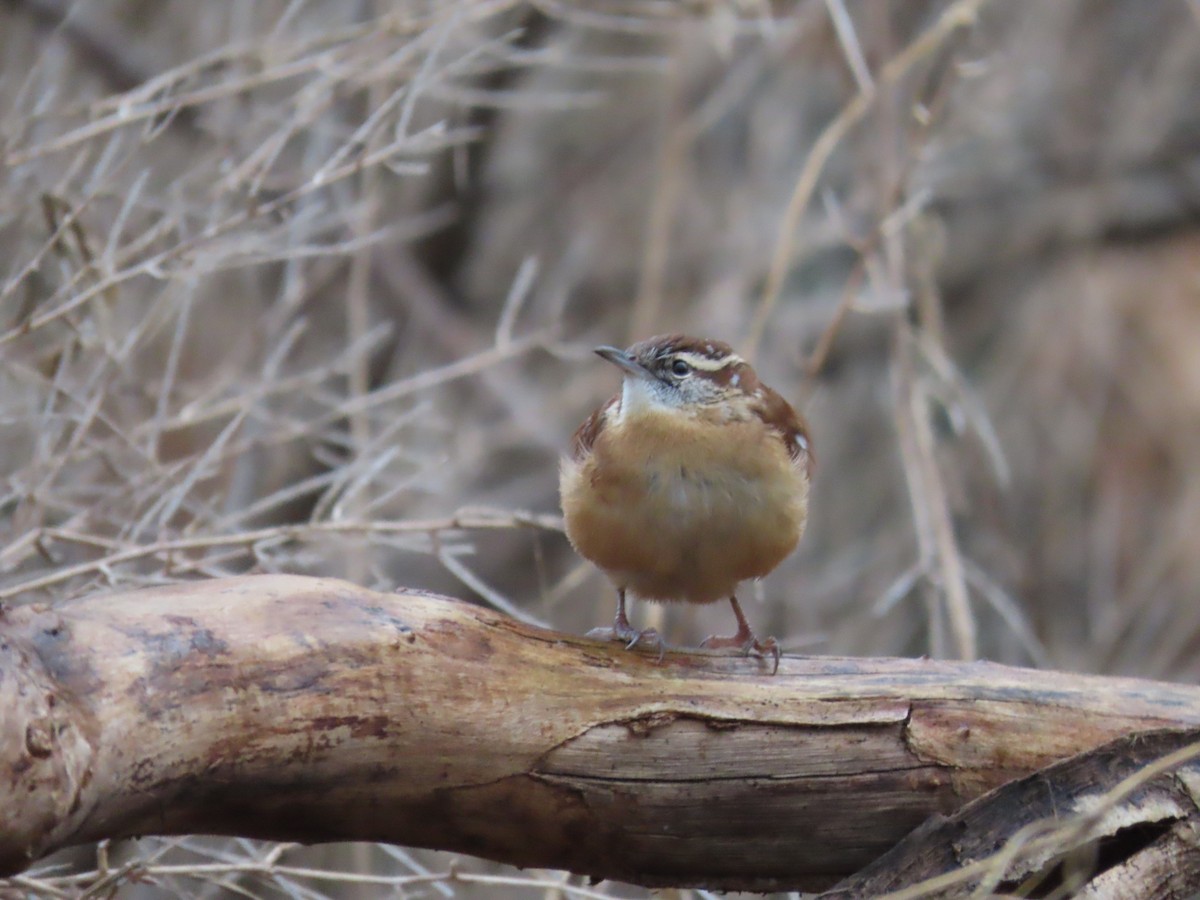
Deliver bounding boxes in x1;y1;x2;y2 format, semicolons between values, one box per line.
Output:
0;509;563;601
890;324;977;660
746;0;989;359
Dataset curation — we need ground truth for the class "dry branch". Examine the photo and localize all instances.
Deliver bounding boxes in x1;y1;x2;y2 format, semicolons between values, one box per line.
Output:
4;575;1200;892
824;728;1200;898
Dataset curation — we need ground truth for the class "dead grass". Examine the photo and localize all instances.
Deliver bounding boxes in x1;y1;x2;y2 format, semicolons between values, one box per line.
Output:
3;0;1200;896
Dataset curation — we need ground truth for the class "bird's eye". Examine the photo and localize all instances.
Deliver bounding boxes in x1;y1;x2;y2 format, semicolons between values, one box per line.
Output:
670;359;691;377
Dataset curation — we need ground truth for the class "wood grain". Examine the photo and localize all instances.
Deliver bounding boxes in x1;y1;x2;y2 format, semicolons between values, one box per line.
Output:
3;575;1200;891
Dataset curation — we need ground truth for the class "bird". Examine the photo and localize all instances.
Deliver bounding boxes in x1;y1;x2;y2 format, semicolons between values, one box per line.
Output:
559;333;813;673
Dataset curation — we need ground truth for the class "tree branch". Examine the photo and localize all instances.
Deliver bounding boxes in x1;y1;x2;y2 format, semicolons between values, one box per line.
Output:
4;575;1200;891
823;727;1200;898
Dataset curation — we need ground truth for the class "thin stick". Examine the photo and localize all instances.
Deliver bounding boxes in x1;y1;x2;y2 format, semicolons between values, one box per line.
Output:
746;0;989;359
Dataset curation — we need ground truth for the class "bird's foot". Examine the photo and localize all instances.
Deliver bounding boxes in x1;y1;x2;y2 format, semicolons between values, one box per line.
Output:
587;622;666;661
701;632;781;674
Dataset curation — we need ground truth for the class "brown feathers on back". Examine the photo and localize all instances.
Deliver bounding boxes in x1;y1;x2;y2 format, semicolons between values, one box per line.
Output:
569;395;616;462
753;385;815;477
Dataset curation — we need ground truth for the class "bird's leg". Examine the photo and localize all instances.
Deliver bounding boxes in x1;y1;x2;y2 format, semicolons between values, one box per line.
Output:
587;588;664;660
701;595;781;674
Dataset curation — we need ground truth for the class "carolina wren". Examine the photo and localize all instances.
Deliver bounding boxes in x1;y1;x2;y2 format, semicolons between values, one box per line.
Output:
560;334;813;673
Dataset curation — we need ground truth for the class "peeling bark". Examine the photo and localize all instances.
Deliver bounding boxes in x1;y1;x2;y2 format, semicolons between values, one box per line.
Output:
823;727;1200;898
3;575;1200;891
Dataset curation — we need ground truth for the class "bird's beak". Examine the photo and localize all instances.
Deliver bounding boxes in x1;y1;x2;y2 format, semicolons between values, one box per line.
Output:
594;345;653;380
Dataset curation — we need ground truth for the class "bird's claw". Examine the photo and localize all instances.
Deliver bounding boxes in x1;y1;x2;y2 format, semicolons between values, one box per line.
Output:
587;624;666;662
701;633;781;674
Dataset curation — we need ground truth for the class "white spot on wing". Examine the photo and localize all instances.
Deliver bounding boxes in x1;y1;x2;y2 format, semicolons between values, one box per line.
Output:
730;373;740;387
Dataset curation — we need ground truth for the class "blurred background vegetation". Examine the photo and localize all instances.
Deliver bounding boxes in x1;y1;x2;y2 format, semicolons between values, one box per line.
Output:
3;0;1199;896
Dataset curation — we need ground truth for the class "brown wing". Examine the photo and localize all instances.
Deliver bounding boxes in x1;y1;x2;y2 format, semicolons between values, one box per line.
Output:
755;385;815;479
569;394;618;462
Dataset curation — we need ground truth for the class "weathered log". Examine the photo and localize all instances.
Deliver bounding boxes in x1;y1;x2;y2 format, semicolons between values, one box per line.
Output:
4;574;1200;891
823;727;1200;898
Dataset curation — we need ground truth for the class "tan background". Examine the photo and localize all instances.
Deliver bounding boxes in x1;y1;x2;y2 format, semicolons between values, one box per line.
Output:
3;1;1199;895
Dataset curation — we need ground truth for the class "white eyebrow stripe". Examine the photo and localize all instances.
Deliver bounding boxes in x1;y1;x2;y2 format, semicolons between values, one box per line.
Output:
673;351;743;371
